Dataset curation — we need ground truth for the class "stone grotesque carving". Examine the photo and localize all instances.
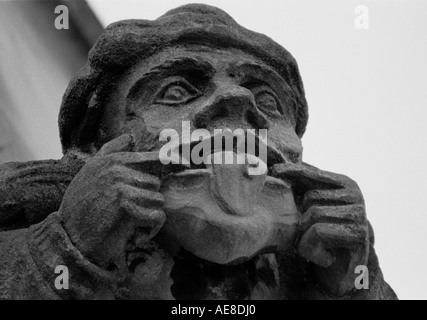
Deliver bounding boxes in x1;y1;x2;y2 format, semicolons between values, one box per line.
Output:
0;4;397;300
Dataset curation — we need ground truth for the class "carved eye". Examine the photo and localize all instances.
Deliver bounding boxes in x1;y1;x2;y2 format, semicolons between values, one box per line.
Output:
154;77;201;105
163;85;189;101
253;88;282;117
256;92;279;114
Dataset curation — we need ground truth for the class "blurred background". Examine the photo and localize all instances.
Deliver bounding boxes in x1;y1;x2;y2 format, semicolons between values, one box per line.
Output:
0;0;426;299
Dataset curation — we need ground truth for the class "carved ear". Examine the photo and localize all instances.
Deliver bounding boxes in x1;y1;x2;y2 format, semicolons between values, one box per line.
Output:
0;151;87;231
59;68;111;156
71;90;106;155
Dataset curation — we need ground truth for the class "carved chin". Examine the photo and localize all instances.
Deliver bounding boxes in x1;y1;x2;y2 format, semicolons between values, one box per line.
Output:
157;153;300;265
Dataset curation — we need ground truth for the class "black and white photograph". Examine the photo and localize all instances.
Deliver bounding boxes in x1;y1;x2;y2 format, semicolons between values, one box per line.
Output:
0;0;425;304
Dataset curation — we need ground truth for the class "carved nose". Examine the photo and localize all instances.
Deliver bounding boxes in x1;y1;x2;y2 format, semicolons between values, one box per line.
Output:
193;86;269;130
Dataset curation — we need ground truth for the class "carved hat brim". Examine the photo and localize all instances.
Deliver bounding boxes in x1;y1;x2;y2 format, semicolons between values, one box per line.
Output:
58;3;308;153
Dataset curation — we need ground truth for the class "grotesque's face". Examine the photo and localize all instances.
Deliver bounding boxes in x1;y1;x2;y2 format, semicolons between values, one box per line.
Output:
97;43;304;299
101;45;303;165
100;45;302;270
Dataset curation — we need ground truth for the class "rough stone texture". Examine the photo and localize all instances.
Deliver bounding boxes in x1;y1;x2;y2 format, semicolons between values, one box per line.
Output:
0;4;397;299
159;151;299;265
0;151;87;231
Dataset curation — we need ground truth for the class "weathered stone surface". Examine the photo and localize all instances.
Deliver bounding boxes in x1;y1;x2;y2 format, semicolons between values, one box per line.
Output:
0;151;87;231
160;151;299;265
0;4;397;300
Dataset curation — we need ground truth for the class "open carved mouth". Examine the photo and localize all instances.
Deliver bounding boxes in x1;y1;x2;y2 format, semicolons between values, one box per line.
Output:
160;130;287;178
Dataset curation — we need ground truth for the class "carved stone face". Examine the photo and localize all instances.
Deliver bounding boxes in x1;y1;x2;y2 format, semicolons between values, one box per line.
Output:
100;45;302;266
101;45;303;164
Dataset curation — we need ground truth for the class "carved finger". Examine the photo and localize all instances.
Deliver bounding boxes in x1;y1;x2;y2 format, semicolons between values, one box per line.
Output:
300;205;367;231
96;134;135;157
111;166;161;191
117;184;165;208
297;226;335;268
301;186;364;211
298;223;368;268
108;151;187;177
271;163;357;192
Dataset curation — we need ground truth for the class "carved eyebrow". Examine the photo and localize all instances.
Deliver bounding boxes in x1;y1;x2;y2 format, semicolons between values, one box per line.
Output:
137;57;215;83
126;57;215;102
228;61;289;89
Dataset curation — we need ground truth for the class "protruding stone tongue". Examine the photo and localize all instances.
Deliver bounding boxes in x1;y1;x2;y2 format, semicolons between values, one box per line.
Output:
207;151;267;217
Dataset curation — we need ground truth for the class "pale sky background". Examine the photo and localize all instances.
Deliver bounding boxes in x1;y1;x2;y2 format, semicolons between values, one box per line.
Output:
87;0;427;300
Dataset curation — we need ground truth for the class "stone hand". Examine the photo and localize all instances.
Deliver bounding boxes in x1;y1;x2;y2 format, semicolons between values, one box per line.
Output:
58;134;166;270
272;163;369;297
